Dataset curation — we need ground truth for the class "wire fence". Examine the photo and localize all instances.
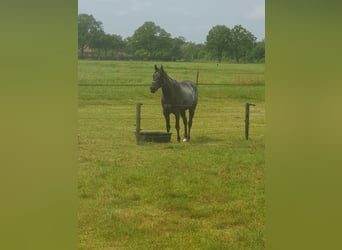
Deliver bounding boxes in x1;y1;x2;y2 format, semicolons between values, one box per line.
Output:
78;83;265;146
79;82;264;87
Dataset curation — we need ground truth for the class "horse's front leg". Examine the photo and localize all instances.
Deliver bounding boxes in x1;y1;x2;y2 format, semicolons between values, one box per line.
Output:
163;110;170;133
174;112;181;142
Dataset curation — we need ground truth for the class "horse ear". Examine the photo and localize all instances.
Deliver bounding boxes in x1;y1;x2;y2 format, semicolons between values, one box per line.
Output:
154;65;158;71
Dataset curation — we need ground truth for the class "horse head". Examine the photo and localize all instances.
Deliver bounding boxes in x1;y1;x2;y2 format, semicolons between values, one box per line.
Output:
150;65;165;93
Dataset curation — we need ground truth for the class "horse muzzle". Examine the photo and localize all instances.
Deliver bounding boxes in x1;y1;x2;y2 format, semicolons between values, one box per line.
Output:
150;86;156;93
150;83;159;93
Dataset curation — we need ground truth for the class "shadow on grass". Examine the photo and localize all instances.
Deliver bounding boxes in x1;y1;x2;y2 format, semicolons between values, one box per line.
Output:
136;135;227;148
192;135;226;144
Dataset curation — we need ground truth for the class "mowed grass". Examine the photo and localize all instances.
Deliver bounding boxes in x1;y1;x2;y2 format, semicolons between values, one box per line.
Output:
78;60;265;249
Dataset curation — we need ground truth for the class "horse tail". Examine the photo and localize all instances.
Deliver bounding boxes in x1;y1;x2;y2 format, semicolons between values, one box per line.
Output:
196;71;199;85
195;71;199;100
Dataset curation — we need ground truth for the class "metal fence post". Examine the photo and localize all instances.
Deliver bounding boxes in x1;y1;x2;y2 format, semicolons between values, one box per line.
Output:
136;103;143;144
245;102;255;140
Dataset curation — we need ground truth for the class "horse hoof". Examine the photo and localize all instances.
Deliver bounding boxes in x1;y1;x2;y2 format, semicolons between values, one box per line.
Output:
182;138;188;142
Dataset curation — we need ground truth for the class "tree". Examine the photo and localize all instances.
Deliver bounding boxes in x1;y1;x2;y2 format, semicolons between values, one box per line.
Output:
169;36;186;61
205;25;231;62
97;33;112;57
77;14;262;62
128;21;172;60
180;42;206;61
96;34;124;57
230;25;257;62
249;39;265;62
78;14;104;57
108;34;125;57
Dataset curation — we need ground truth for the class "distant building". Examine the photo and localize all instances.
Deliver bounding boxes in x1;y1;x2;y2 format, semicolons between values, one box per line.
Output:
83;46;93;53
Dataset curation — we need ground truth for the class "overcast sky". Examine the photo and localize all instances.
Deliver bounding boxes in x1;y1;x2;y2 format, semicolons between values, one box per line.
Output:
78;0;264;44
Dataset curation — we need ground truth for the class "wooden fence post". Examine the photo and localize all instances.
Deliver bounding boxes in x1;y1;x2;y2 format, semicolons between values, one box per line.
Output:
245;102;255;140
136;103;143;144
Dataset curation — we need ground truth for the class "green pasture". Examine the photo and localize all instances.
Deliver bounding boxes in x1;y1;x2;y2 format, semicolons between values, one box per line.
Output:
78;60;265;249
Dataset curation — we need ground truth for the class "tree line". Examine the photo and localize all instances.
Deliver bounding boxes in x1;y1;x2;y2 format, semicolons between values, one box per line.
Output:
78;14;264;63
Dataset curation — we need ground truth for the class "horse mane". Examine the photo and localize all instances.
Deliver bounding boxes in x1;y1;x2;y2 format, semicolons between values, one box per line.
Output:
161;69;177;84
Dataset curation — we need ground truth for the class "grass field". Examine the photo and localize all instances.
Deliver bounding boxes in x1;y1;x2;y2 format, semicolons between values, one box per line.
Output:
78;60;265;249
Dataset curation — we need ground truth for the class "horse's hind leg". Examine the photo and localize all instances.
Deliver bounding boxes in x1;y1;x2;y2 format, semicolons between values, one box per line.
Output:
163;111;170;133
188;108;195;141
174;112;181;142
180;110;188;142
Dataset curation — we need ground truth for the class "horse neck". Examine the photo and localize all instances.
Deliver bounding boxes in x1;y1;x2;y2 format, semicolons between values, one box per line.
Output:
161;74;177;99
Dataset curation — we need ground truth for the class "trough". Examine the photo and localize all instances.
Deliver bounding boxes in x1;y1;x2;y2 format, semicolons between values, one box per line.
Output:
137;131;172;143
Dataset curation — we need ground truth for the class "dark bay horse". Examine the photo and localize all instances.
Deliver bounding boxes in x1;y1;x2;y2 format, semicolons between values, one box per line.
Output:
150;65;198;142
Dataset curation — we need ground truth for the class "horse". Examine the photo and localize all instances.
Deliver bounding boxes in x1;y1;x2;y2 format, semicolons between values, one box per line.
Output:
150;65;198;142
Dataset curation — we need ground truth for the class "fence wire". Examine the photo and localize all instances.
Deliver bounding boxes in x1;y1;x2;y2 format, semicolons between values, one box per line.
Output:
78;83;265;146
79;83;264;87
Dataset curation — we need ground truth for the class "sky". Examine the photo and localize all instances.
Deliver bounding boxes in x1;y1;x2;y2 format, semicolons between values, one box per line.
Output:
78;0;265;44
